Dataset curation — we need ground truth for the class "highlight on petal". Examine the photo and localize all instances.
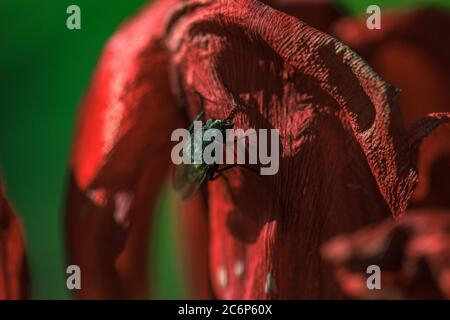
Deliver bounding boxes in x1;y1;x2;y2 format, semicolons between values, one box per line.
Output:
321;211;450;299
65;0;184;299
333;8;450;210
163;0;448;298
0;179;29;300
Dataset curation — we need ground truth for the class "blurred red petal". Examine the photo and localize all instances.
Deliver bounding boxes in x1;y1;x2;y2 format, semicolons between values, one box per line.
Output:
0;180;29;300
65;0;184;298
165;0;450;298
175;191;213;299
333;8;450;209
322;210;450;299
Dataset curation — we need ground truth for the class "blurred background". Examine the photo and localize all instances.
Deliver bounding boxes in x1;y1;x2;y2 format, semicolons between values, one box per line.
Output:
0;0;449;299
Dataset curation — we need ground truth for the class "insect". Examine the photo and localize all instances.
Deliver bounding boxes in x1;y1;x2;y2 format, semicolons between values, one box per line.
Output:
172;95;256;200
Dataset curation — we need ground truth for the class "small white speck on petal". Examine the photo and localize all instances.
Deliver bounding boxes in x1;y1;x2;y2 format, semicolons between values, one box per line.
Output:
234;261;245;278
114;192;132;226
87;188;107;206
217;266;228;289
264;273;277;294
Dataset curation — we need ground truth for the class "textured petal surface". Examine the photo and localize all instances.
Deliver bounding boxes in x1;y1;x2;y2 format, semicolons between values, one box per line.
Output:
333;8;450;209
261;0;342;31
66;0;450;299
175;0;342;300
165;0;449;298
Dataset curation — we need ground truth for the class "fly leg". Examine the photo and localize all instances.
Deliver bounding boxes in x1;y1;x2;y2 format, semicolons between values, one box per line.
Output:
209;163;223;181
235;164;260;176
224;105;243;123
188;90;206;132
209;164;260;180
188;110;204;132
209;172;223;181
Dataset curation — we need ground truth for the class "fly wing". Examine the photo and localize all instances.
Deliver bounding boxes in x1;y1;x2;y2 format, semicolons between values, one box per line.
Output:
172;132;209;200
172;163;209;200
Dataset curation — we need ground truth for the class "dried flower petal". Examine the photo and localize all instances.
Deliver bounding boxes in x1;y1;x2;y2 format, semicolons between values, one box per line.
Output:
66;0;450;299
176;0;342;300
165;0;450;298
333;8;450;209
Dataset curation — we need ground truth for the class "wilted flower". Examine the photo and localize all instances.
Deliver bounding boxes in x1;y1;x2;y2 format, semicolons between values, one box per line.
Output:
65;0;450;299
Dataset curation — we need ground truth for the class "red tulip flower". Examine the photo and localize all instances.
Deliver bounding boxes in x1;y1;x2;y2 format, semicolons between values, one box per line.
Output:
65;0;450;299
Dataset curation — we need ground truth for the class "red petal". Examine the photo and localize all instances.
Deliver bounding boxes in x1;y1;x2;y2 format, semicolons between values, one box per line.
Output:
0;179;29;299
175;0;342;300
261;0;342;31
322;210;450;299
65;0;184;298
333;8;450;209
165;0;450;298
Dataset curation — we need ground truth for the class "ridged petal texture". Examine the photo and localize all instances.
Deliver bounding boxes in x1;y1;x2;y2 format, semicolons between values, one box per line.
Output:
66;0;450;299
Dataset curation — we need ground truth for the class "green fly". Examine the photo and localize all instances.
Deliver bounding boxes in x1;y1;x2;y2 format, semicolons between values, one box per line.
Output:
173;97;256;200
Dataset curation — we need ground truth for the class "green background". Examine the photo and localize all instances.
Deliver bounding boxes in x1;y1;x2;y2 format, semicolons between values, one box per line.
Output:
0;0;449;299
